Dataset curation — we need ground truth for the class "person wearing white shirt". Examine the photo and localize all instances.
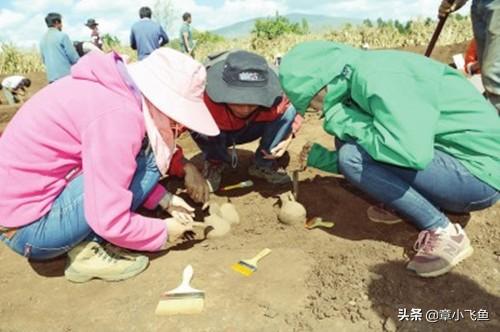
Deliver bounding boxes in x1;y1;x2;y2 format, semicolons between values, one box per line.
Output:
1;75;31;105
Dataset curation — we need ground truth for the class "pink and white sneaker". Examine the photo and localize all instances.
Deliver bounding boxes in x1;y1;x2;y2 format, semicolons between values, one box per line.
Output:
407;223;473;277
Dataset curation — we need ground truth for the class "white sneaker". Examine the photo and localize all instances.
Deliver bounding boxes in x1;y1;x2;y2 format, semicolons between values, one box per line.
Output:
64;241;149;283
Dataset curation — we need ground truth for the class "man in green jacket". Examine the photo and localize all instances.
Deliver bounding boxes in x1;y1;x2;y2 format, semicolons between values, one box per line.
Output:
280;41;499;278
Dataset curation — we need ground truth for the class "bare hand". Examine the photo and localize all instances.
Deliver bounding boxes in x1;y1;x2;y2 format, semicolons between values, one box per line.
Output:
262;133;293;160
166;195;195;222
438;0;468;18
298;142;313;171
466;61;480;75
164;217;193;244
184;162;210;203
288;142;313;171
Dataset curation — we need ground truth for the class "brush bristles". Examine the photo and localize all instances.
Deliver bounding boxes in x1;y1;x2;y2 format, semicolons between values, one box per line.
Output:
231;262;255;276
155;297;204;315
160;292;205;299
239;260;257;271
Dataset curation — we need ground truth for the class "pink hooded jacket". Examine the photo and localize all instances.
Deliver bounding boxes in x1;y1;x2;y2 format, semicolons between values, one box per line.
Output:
0;52;167;251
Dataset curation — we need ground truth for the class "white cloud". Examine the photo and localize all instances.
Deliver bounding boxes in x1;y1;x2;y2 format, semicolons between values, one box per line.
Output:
0;9;26;29
1;12;47;48
73;0;153;15
12;0;73;13
71;0;167;44
176;0;287;31
74;0;131;13
0;0;472;48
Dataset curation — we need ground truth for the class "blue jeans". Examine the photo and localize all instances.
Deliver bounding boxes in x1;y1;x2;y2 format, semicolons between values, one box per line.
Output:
0;147;161;260
337;140;499;230
472;0;500;111
191;105;296;168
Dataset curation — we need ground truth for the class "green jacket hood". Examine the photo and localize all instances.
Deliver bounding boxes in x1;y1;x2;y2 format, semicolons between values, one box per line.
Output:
279;41;360;115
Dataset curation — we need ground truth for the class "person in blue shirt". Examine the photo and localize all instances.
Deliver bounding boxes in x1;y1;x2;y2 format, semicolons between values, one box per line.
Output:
39;13;80;83
130;7;169;61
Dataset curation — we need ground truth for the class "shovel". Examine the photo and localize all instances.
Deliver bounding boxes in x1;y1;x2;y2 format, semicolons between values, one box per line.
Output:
305;217;335;230
425;0;456;57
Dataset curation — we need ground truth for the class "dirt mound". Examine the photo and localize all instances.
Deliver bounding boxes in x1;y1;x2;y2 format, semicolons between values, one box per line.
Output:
0;105;18;132
400;41;469;64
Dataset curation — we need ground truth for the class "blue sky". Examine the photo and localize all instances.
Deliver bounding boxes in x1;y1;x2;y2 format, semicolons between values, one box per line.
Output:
0;0;471;48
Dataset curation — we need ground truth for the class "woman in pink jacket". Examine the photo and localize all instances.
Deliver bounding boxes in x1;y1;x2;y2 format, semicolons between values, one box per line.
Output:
0;48;219;282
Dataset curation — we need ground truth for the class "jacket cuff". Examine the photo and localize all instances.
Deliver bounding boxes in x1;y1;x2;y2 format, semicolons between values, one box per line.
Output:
307;143;339;174
142;184;167;210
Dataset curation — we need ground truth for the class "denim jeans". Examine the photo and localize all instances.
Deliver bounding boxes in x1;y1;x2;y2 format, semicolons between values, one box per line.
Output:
191;105;296;168
0;147;160;260
472;0;500;111
337;140;499;230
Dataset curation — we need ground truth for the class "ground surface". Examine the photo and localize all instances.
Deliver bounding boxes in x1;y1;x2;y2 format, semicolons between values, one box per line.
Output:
0;43;498;332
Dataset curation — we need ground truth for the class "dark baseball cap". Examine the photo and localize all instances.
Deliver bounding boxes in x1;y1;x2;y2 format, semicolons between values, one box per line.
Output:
206;50;282;108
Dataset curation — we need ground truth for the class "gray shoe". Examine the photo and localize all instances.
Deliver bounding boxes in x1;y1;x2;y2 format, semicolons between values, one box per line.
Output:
248;163;291;184
407;223;473;277
203;161;227;192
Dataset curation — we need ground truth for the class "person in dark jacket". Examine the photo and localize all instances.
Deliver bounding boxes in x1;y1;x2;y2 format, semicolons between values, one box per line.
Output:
188;50;302;193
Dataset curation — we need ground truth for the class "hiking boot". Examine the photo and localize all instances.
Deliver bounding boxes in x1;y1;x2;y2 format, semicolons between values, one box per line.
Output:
407;223;473;277
203;160;226;192
64;241;149;283
248;163;291;185
367;205;402;224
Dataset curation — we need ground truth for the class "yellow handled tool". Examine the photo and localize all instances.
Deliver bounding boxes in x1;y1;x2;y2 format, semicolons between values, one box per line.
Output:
220;180;254;191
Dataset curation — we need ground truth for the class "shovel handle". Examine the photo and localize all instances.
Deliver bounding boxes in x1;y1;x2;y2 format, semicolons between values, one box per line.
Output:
425;0;455;57
220;180;253;191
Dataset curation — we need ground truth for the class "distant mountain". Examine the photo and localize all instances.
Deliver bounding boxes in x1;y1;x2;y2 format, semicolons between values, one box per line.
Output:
211;13;362;38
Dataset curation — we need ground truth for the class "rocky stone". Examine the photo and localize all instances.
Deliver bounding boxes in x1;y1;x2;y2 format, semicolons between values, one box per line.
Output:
383;317;397;332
